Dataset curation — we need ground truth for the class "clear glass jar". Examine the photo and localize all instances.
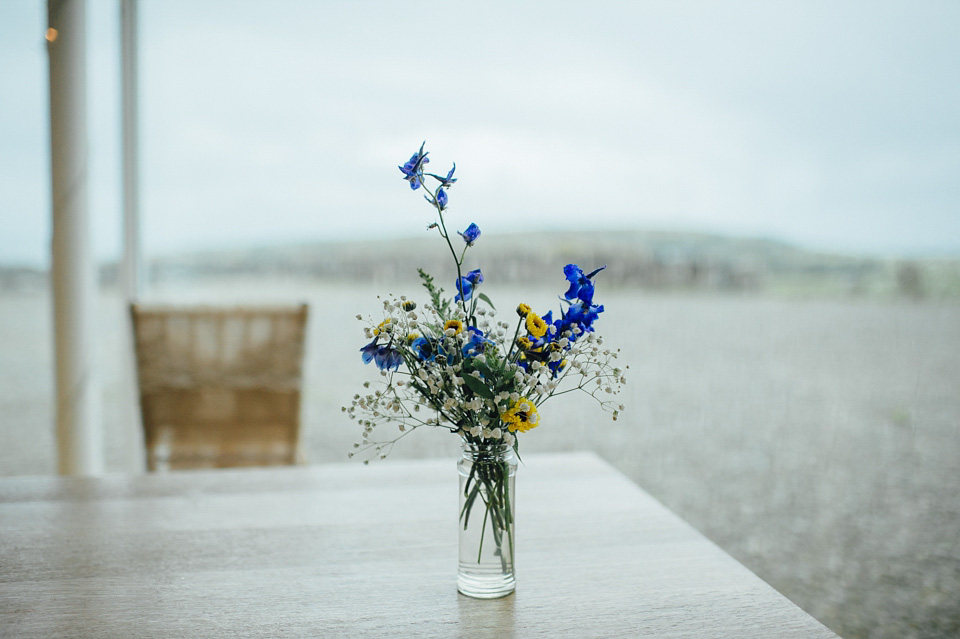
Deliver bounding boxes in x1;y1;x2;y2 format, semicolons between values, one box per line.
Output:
457;441;518;598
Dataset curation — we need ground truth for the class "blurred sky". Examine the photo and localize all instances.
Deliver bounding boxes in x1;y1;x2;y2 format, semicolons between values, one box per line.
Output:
1;0;959;267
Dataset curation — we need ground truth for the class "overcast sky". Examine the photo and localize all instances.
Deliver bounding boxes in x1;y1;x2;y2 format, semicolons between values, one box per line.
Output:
2;0;959;267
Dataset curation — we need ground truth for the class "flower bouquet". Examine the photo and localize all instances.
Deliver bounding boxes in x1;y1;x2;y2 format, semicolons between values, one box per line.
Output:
345;142;626;598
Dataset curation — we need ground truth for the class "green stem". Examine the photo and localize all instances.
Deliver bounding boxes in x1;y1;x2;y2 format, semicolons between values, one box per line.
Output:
477;500;490;563
429;190;469;319
505;316;525;361
460;450;514;570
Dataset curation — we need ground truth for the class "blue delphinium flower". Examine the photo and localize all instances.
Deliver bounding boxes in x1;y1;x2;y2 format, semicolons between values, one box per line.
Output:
399;142;430;190
435;341;455;366
374;344;403;371
360;337;380;365
427;163;457;187
411;335;455;365
564;301;605;334
455;268;484;302
411;336;434;361
462;326;495;357
517;265;608;375
458;223;481;246
436;187;449;210
360;337;403;371
563;264;606;304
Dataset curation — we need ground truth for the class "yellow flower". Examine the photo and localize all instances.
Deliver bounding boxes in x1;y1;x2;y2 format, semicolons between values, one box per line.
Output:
501;398;540;433
373;318;393;336
516;303;531;318
444;319;464;335
525;313;547;339
406;332;420;344
516;336;533;350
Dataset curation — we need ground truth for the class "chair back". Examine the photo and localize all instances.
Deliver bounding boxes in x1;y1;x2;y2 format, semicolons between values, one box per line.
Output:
130;303;308;471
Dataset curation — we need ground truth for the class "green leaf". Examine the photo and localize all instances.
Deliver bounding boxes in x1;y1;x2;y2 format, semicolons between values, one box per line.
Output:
418;268;450;315
462;373;495;399
477;292;496;311
471;359;493;379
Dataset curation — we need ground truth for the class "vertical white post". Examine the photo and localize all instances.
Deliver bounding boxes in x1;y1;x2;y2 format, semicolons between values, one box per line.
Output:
121;0;143;302
47;0;104;476
120;0;145;472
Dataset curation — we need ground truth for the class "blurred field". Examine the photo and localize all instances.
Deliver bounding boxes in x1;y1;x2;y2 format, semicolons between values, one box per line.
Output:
1;276;958;639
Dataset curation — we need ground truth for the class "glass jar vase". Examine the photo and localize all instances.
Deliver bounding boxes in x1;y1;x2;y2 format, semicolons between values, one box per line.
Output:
457;441;518;598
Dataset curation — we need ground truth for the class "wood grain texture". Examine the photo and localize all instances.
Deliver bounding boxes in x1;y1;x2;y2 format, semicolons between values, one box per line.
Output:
0;453;837;638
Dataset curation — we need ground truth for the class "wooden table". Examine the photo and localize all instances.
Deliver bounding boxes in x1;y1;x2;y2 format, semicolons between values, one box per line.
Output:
0;452;837;638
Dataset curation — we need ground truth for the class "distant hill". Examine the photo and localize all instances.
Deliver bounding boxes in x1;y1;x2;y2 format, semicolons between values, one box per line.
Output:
133;230;960;299
4;230;960;299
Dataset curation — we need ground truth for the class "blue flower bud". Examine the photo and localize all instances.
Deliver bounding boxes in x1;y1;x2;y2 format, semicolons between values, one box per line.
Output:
459;223;481;246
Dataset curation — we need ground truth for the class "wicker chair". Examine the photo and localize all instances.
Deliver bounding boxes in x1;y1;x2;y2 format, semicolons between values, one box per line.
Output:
130;303;309;471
